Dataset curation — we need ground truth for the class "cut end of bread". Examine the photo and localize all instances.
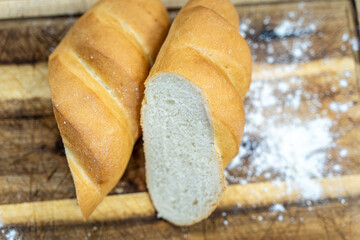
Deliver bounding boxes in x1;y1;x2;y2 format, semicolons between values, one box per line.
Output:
142;73;225;226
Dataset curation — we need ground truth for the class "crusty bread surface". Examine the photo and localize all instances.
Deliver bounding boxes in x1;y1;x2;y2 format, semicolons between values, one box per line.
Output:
49;0;170;219
142;0;251;226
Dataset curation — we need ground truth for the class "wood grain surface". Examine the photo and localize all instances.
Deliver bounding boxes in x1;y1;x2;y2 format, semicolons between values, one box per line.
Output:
0;174;359;239
0;0;360;239
0;0;347;20
0;0;354;63
0;116;146;204
0;17;76;64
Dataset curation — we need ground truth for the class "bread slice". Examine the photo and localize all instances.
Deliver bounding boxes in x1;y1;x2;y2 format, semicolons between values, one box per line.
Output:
142;74;224;225
141;0;251;226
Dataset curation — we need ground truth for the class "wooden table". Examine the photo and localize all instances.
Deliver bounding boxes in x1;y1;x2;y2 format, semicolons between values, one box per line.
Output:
0;0;359;239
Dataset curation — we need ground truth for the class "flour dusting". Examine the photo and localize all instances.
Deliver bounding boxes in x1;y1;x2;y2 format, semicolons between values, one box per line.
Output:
227;11;358;202
270;204;285;212
237;77;333;199
4;229;17;240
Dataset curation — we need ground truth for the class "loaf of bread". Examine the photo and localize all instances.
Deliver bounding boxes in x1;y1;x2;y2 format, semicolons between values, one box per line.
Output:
141;0;251;226
49;0;169;219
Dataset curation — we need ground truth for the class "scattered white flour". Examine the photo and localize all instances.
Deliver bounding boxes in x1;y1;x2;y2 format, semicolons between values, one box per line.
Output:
263;16;270;25
288;11;296;19
329;101;353;113
339;33;360;51
226;13;357;198
339;149;348;157
225;3;358;222
342;33;349;42
333;164;342;172
278;82;290;93
5;229;17;240
292;48;303;58
231;11;357;199
274;18;316;39
270;204;285;212
339;79;348;88
266;56;275;64
274;20;293;37
349;38;359;51
226;69;338;199
309;24;316;31
344;70;351;78
245;117;331;199
239;19;252;38
238;15;317;64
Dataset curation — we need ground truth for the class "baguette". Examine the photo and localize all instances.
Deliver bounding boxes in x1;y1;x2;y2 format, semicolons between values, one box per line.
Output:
49;0;169;219
141;0;251;226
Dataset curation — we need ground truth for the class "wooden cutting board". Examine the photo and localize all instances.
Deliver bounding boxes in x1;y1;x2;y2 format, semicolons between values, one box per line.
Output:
0;0;360;239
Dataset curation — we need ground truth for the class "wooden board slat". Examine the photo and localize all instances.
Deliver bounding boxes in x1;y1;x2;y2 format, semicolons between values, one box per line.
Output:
0;62;51;118
0;16;76;64
0;0;98;20
0;0;348;20
0;56;355;118
2;198;359;239
0;1;354;63
0;175;359;239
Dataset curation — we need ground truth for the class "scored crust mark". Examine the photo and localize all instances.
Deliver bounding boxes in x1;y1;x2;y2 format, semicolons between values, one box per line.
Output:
65;149;98;192
117;21;153;65
185;44;241;100
72;53;135;141
171;5;251;99
65;147;102;219
181;0;239;27
186;43;251;100
96;0;170;64
95;11;153;65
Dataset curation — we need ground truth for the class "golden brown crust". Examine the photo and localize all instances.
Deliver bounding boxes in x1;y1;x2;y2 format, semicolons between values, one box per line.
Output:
182;0;240;27
142;0;251;226
49;0;169;219
146;0;251;168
